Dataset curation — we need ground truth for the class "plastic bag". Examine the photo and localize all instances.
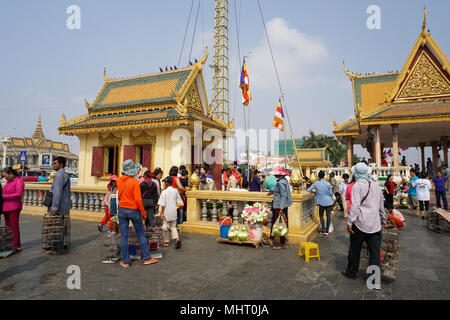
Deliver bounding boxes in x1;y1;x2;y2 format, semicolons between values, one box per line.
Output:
328;221;334;234
228;224;240;240
162;220;168;231
271;213;288;237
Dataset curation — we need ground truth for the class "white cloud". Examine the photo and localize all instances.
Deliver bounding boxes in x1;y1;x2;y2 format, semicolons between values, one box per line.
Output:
248;17;328;90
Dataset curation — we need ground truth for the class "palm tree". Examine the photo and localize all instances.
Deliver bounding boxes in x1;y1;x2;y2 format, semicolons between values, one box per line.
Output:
301;130;347;165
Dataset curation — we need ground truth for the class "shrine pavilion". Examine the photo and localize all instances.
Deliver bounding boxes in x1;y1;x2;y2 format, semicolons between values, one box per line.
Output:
59;49;232;187
333;9;449;172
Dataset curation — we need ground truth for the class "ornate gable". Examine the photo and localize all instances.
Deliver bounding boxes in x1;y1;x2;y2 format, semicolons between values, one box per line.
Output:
395;50;450;101
183;83;204;114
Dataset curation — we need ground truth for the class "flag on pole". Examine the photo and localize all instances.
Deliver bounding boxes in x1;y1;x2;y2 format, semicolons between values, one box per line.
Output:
272;99;284;132
239;59;251;106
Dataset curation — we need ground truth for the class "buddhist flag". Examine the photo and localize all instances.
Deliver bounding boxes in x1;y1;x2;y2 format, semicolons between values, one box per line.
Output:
272;99;284;132
239;59;251;106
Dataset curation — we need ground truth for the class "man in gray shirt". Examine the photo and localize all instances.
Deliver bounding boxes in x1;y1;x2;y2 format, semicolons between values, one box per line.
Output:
342;163;387;288
45;156;71;255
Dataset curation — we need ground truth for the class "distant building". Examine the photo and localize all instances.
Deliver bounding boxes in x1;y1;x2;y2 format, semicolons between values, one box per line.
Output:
1;116;78;173
274;138;303;156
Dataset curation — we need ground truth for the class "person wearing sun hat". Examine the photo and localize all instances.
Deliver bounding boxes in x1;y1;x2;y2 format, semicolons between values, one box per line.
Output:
117;159;158;267
267;166;292;249
98;175;118;232
342;162;387;287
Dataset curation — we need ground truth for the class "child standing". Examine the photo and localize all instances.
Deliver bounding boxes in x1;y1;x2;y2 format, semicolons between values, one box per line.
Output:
413;172;432;219
98;175;118;232
158;176;182;249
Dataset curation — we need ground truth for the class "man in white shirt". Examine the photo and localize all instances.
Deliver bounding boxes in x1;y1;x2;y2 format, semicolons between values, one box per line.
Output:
436;155;443;170
158;176;182;249
413;172;432;219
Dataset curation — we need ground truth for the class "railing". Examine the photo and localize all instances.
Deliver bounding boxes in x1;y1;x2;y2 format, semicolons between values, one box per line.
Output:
18;183;320;243
22;183;107;212
312;166;411;178
184;190;319;243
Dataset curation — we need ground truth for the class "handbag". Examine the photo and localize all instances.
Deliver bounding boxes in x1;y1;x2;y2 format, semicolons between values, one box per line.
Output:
44;175;69;208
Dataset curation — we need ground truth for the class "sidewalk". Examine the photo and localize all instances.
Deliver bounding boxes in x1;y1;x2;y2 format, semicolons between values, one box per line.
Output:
0;212;448;300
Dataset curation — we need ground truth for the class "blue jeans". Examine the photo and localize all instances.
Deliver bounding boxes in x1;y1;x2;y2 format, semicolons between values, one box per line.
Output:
176;208;184;226
118;207;151;263
435;190;448;209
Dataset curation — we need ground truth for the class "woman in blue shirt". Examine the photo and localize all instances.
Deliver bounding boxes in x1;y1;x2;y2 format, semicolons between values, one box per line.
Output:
307;171;334;235
38;171;47;182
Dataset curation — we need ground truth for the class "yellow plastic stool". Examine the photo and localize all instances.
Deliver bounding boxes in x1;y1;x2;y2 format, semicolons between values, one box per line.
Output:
298;242;320;262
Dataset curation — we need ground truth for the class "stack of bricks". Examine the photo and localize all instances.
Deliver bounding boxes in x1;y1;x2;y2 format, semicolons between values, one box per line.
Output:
427;208;450;235
0;227;14;253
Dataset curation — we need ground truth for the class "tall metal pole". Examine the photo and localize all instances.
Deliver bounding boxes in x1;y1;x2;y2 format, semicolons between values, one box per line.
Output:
211;0;229;163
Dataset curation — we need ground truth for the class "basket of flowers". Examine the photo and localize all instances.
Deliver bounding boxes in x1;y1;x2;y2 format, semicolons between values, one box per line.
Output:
241;202;270;241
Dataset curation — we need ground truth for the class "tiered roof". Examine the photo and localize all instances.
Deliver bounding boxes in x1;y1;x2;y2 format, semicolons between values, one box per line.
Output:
59;48;233;135
334;8;450;139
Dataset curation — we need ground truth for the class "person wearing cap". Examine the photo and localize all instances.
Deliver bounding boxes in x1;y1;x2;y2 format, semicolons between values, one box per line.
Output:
117;160;158;267
342;162;387;287
267;167;292;249
98;175;118;232
307;171;334;236
158;176;183;249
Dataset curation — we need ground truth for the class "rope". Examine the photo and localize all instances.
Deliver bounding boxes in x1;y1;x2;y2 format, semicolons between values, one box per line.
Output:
256;0;302;175
177;0;195;68
188;0;202;63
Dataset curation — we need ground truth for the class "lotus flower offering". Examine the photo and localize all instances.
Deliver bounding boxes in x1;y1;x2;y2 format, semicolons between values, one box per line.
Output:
241;202;270;225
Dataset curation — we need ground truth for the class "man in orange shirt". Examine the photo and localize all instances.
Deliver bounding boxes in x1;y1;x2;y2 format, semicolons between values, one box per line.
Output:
117;159;158;268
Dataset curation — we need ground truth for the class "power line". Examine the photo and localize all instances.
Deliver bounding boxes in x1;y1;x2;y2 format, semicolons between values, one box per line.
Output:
178;0;195;68
188;0;202;63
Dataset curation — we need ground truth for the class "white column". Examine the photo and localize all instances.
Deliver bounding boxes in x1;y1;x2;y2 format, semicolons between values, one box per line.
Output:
375;125;382;167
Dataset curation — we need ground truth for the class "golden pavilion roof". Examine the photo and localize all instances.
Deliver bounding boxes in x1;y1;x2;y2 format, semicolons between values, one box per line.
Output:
290;147;331;168
59;48;233;135
334;9;450;141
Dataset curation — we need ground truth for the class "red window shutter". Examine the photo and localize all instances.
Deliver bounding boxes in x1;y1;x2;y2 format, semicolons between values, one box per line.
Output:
142;144;152;170
113;146;118;175
91;146;104;177
123;145;135;162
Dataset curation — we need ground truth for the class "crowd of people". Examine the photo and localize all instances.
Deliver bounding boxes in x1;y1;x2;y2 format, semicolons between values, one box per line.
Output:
0;154;447;281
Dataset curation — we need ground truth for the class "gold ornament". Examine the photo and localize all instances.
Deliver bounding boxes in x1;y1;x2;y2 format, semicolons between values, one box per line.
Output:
289;171;301;193
190;173;200;190
309;173;318;183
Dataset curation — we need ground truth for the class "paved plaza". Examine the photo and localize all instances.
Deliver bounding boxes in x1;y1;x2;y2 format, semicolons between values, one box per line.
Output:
0;211;449;300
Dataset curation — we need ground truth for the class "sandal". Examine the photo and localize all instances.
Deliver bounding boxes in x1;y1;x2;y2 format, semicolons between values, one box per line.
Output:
143;258;159;265
120;261;130;268
272;246;282;250
44;251;57;256
163;242;170;247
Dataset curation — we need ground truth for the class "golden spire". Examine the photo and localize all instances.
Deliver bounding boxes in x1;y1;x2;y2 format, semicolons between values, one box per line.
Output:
60;114;67;127
32;114;45;140
421;6;427;35
332;118;338;129
84;99;90;109
103;67;111;81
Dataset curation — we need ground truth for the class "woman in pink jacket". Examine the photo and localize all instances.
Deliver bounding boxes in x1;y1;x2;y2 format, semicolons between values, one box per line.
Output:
1;167;24;252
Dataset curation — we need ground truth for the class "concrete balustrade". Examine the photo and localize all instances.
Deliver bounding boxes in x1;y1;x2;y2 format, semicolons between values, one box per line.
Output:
17;184;320;243
183;190;319;244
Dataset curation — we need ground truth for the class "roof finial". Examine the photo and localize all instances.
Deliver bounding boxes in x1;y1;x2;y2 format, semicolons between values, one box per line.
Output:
422;6;427;34
103;67;109;81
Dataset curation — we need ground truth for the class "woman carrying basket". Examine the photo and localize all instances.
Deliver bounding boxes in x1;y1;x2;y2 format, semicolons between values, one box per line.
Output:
267;167;292;250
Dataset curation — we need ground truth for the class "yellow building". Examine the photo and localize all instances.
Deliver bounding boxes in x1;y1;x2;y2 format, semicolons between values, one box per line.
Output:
289;147;331;176
1;116;78;173
59;49;233;188
333;9;449;172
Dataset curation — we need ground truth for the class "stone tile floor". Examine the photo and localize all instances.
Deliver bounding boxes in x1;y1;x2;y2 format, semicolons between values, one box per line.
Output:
0;211;449;300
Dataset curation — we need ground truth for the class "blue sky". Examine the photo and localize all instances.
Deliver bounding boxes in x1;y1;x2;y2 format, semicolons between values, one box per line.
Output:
0;0;449;163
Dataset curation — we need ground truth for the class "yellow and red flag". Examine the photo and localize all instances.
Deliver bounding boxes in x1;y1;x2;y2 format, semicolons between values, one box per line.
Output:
272;99;284;132
239;59;251;106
